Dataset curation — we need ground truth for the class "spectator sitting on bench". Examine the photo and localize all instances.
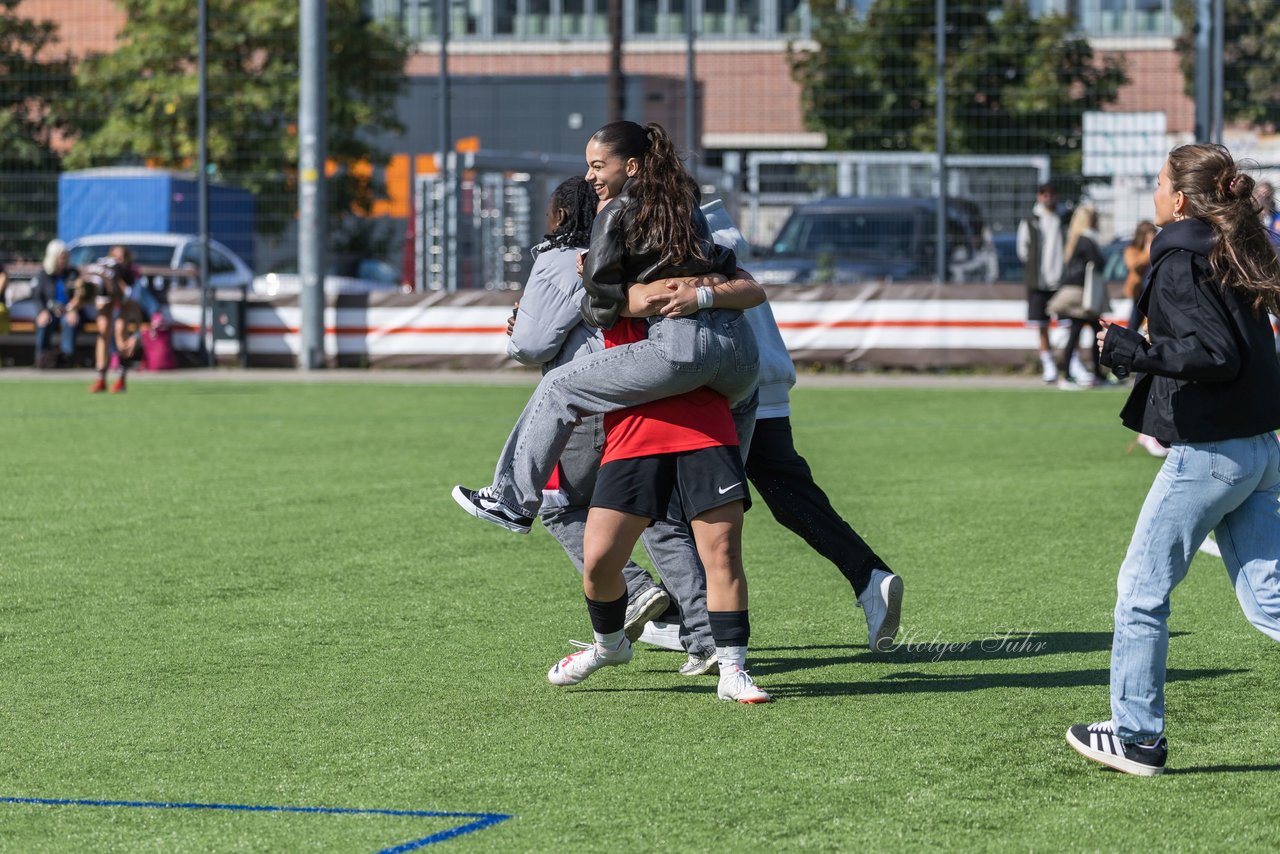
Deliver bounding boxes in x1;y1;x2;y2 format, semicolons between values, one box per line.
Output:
32;239;85;369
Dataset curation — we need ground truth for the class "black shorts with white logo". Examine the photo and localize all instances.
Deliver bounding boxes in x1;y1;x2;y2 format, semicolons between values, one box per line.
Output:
592;446;750;522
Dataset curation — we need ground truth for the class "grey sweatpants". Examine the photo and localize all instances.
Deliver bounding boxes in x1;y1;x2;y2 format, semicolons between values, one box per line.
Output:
490;309;760;518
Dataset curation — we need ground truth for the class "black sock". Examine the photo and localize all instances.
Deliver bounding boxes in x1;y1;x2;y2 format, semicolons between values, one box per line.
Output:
708;610;750;647
584;591;628;636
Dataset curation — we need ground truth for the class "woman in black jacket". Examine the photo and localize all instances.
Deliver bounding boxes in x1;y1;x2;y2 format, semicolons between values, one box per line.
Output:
1066;143;1280;776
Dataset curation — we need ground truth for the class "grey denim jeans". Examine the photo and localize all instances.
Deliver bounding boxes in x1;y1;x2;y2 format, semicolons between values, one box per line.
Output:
489;308;760;518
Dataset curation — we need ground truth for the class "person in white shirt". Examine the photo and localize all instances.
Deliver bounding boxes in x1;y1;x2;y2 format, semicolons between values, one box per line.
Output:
1016;183;1065;382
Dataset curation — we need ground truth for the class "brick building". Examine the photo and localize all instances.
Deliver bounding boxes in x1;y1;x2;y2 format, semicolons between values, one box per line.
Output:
28;0;1195;159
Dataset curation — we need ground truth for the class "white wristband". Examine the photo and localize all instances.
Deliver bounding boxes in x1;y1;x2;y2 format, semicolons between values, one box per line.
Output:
696;286;714;310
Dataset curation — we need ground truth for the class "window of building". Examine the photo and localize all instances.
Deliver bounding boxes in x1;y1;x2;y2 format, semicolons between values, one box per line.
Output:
494;0;518;34
635;0;660;35
561;0;603;37
369;0;806;41
1076;0;1181;37
778;0;807;37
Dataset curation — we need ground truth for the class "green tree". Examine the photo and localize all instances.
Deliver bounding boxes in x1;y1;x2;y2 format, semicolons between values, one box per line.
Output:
0;0;74;259
63;0;409;237
791;1;1127;173
1174;0;1280;128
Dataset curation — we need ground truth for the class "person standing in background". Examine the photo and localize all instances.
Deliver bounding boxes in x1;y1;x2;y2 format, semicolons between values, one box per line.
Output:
1016;184;1065;383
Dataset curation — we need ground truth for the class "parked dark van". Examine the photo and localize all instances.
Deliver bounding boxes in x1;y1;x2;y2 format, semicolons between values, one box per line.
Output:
750;197;997;285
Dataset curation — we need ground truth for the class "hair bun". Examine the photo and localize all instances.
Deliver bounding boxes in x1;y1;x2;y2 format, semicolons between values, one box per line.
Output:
1222;172;1253;202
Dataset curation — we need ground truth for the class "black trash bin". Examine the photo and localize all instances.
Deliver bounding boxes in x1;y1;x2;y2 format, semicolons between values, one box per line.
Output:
212;287;248;367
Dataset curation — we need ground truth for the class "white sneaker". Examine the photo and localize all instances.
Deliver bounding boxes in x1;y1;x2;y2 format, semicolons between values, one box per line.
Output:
678;652;719;676
1068;355;1090;384
623;586;671;642
858;569;903;651
637;621;684;652
451;485;533;534
717;665;771;704
547;639;632;686
1040;354;1058;384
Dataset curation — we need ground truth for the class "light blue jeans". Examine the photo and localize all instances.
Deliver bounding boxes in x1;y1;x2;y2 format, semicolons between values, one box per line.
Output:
1111;432;1280;741
488;309;760;518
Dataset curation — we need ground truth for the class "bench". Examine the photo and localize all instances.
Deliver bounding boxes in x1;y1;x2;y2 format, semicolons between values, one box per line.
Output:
1;263;199;368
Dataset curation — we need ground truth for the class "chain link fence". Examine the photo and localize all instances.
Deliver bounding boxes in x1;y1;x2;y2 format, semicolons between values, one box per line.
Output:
3;1;1278;292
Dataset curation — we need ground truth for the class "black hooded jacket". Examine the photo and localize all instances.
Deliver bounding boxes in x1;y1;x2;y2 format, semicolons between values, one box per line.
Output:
1100;217;1280;442
579;178;736;329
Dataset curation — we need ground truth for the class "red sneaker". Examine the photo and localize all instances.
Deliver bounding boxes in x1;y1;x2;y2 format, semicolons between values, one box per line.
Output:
110;376;127;394
89;377;107;393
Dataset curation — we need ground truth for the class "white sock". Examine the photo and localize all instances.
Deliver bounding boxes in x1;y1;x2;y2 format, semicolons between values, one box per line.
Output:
716;645;747;672
594;629;626;650
1039;351;1055;368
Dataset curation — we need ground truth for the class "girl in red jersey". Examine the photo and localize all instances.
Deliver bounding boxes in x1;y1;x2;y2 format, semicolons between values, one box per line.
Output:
544;123;769;704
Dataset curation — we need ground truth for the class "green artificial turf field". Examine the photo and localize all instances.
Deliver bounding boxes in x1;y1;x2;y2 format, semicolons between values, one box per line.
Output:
2;376;1277;852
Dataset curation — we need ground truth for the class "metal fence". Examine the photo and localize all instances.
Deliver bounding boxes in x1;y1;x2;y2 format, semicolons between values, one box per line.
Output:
2;1;1275;290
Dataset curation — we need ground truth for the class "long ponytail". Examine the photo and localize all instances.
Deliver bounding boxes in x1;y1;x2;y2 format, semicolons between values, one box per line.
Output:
589;121;706;267
1167;143;1280;315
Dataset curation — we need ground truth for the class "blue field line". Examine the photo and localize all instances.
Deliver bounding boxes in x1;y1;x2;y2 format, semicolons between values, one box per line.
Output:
0;795;513;852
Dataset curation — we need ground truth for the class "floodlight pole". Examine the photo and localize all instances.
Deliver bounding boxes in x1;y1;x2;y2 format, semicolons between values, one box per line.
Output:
298;0;327;369
935;0;948;283
197;0;212;366
438;0;451;292
684;2;697;162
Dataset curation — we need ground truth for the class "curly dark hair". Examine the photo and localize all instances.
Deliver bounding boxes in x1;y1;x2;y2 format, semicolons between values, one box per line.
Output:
543;176;599;250
589;120;707;268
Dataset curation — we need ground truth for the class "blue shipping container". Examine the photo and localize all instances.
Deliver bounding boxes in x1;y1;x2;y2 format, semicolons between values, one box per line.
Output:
58;168;256;266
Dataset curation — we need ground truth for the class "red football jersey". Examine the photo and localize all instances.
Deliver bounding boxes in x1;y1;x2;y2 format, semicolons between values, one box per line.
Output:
600;318;738;465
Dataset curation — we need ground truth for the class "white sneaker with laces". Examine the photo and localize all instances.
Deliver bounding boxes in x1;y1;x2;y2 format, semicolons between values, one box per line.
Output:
547;639;632;686
451;485;533;534
858;568;903;651
717;665;771;704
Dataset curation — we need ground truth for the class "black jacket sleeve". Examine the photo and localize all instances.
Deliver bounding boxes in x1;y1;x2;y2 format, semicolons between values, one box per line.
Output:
580;198;630;329
1101;251;1241;382
31;271;53;308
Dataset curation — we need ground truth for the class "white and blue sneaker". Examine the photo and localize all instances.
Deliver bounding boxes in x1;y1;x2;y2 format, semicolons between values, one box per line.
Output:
858;568;903;651
547;639;632;686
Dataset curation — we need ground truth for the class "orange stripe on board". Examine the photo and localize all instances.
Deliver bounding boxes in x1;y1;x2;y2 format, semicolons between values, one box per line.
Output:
174;318;1132;337
776;320;1029;330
